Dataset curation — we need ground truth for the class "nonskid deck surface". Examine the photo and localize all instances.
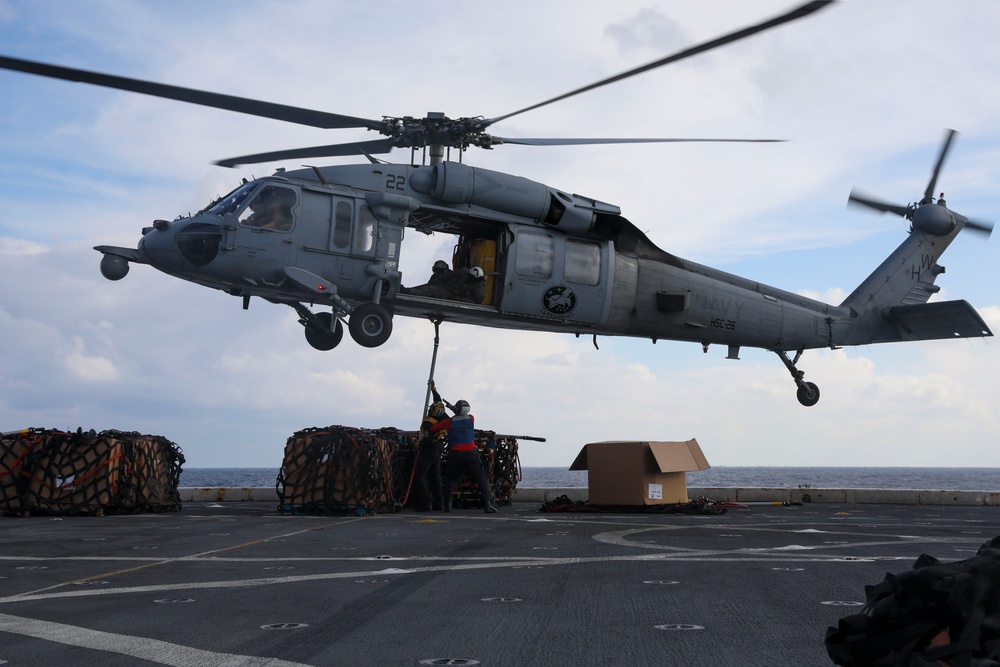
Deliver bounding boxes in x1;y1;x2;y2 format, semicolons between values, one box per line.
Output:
1;501;996;666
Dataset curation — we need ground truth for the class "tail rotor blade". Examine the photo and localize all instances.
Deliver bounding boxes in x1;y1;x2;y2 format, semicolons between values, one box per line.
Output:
847;188;911;218
963;217;994;238
923;129;958;203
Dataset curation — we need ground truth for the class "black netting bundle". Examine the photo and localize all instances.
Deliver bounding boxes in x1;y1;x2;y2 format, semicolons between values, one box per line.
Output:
826;536;1000;667
1;428;184;517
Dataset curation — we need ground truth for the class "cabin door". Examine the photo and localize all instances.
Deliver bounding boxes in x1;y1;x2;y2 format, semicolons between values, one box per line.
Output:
500;227;611;325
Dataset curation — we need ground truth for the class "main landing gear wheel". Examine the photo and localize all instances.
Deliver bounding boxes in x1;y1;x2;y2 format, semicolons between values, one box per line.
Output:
796;381;820;407
349;303;392;348
774;348;821;407
304;312;343;351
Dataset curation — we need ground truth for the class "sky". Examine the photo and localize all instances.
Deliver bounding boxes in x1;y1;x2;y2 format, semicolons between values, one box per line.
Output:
1;0;999;470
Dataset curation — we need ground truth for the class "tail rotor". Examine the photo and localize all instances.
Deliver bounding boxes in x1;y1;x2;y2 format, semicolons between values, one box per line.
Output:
848;129;993;239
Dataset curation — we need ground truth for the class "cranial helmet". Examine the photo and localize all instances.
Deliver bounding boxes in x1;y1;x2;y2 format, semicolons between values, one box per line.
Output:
454;399;471;416
433;260;449;273
469;266;484;279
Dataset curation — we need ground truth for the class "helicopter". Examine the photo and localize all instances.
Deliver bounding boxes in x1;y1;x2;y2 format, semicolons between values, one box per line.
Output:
0;0;993;407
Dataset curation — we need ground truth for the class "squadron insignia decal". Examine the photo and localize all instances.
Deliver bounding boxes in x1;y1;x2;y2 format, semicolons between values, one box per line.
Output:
543;285;577;316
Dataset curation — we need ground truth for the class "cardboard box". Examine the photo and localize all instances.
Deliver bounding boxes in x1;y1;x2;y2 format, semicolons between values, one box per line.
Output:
569;439;710;505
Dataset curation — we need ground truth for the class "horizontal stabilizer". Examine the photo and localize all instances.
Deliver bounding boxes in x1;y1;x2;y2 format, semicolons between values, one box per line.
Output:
887;300;993;340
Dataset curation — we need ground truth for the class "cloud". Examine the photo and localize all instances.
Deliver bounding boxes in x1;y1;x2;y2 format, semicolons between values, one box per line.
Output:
0;238;48;255
63;336;119;382
605;9;691;56
1;1;998;471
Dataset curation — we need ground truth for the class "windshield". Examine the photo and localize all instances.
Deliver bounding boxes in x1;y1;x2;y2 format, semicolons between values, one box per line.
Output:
205;182;257;216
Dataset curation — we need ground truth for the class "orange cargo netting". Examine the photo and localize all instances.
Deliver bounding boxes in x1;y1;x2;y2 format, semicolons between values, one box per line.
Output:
276;426;520;516
276;426;409;516
0;428;185;517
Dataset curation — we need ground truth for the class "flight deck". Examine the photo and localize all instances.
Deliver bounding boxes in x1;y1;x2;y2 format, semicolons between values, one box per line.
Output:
1;498;996;666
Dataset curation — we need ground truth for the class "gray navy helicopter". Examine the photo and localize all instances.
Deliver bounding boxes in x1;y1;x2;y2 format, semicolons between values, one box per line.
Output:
1;1;993;406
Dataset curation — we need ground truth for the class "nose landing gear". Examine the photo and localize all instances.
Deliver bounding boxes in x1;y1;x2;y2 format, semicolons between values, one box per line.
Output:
774;348;820;407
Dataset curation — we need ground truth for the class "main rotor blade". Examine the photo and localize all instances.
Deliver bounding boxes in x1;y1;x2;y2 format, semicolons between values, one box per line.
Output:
493;136;784;147
215;138;396;168
848;188;911;218
923;128;958;203
485;0;833;128
0;55;384;131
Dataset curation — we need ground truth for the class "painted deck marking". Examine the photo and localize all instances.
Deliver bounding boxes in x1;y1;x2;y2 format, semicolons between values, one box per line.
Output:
0;612;315;667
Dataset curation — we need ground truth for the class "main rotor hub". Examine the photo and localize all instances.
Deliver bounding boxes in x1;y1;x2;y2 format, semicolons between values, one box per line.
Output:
380;113;493;150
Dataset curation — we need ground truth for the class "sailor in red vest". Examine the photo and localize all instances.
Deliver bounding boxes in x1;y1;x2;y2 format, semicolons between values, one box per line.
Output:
432;399;496;513
413;396;447;512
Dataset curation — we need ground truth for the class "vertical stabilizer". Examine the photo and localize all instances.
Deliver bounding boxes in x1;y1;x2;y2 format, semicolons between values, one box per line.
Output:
834;131;992;345
836;222;991;344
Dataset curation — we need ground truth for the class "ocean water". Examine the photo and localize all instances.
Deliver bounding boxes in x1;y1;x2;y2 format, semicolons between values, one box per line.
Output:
179;466;1000;491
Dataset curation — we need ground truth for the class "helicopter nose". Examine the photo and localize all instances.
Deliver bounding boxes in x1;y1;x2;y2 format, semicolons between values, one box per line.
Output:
138;220;184;271
140;217;223;270
173;219;223;267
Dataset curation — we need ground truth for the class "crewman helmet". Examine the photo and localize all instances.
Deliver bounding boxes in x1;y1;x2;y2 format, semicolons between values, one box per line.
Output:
433;260;449;273
469;266;484;279
454;399;471;416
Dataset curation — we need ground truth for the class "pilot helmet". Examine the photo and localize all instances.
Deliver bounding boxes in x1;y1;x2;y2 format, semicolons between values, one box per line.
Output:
469;266;484;280
454;399;471;416
432;260;449;273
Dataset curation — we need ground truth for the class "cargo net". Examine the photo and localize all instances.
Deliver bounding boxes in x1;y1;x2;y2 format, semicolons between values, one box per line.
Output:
1;428;185;517
276;426;520;515
277;426;410;516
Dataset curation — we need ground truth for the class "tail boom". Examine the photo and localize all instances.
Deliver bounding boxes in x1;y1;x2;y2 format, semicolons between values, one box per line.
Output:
833;225;992;346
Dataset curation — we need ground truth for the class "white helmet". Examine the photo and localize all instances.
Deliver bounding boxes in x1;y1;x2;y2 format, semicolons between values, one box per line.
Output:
469;266;484;279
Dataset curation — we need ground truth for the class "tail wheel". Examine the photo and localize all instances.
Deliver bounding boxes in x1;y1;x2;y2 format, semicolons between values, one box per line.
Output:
796;382;820;407
305;312;343;351
349;303;392;348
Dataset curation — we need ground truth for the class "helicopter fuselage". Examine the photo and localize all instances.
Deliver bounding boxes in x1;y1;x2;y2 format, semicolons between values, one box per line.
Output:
96;158;990;406
102;163;833;347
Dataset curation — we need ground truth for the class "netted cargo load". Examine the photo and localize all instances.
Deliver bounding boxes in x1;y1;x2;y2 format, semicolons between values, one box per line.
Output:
110;430;186;512
1;428;184;517
444;430;520;509
1;430;34;516
277;425;522;515
277;426;412;516
489;433;520;506
376;427;419;508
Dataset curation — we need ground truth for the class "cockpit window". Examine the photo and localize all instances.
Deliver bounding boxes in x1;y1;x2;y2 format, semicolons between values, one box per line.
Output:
238;185;297;231
206;182;256;216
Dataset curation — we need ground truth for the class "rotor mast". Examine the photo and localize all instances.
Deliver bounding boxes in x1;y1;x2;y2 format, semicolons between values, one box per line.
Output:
426;112;447;165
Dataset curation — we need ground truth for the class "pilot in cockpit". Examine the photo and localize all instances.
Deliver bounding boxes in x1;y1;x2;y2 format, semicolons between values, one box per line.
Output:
246;187;292;231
